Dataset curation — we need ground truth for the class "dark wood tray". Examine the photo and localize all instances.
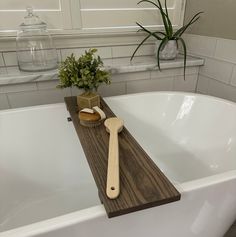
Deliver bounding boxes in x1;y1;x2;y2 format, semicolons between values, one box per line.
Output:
65;96;180;218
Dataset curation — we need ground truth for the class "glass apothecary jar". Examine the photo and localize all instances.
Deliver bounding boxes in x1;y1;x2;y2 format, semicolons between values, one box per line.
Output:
16;7;58;72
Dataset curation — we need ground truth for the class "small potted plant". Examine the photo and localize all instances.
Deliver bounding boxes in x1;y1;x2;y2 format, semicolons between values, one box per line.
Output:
131;0;203;78
58;48;110;109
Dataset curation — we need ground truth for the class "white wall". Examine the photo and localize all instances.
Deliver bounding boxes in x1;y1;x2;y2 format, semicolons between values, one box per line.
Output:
183;33;236;103
184;0;236;40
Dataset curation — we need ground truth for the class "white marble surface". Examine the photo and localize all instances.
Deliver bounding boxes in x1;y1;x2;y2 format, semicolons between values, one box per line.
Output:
0;55;204;85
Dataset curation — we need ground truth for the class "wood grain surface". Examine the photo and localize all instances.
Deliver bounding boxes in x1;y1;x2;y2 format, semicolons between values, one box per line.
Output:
65;96;181;218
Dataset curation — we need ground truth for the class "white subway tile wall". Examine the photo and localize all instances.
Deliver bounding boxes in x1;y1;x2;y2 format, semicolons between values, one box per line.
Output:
98;82;126;97
150;67;198;79
36;80;60;90
184;33;236;103
230;66;236;87
7;88;71;108
0;42;200;109
0;94;10;109
2;34;236;109
197;75;209;94
3;51;18;66
173;74;198;92
0;53;4;67
215;39;236;63
0;82;37;93
111;71;151;83
0;67;7;75
127;77;173;94
199;58;234;84
0;67;200;109
182;34;217;58
56;49;62;62
207;79;229;100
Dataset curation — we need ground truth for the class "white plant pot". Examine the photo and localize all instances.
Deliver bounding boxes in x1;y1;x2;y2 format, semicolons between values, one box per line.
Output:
155;40;179;60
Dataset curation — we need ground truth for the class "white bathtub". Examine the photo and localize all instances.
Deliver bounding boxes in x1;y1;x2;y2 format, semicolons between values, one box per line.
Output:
0;92;236;237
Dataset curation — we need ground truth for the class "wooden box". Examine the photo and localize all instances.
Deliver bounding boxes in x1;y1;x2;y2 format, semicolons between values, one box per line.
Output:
77;92;100;109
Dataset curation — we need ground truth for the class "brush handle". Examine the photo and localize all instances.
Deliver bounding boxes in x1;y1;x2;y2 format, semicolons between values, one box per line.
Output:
106;129;120;199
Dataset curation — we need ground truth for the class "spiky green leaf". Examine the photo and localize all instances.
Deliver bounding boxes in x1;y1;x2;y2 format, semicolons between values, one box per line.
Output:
173;12;203;38
131;34;152;61
136;22;163;40
157;37;168;70
177;37;187;80
138;0;171;37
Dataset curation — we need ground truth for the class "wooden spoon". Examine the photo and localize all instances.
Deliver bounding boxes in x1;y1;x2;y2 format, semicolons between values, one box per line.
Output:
104;117;124;199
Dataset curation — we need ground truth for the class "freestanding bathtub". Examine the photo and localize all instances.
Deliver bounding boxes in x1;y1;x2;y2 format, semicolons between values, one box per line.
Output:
0;92;236;237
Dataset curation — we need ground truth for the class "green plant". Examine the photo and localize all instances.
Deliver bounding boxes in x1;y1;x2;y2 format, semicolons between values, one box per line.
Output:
131;0;203;78
57;48;110;92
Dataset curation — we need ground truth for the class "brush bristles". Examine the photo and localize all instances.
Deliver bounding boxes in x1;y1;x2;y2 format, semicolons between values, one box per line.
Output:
80;120;103;128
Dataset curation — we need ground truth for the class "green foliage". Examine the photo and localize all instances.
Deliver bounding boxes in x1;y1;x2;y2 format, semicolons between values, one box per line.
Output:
57;48;110;92
131;0;203;79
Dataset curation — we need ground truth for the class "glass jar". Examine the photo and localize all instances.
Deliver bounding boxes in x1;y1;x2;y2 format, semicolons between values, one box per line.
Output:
16;7;58;72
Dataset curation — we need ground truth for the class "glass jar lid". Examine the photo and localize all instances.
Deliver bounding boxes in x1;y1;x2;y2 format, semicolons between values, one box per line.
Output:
19;6;47;30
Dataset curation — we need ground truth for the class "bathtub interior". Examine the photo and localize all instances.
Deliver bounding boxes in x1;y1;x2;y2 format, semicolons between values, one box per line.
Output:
0;104;100;232
105;92;236;184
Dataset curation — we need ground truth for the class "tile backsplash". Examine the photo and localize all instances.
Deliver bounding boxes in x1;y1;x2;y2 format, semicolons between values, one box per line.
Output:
3;51;18;66
0;65;200;109
0;93;9;110
0;37;202;110
0;33;201;109
183;33;236;102
0;53;4;67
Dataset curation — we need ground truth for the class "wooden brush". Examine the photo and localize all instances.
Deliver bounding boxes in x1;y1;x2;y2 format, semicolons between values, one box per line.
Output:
104;117;124;199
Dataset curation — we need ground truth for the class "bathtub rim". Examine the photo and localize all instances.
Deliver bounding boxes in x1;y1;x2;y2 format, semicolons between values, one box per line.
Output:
1;169;236;237
0;205;106;237
0;102;66;115
1;91;236;115
104;91;236;108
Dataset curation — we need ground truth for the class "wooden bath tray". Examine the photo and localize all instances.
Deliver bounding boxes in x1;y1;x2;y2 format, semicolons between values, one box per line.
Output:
65;96;181;218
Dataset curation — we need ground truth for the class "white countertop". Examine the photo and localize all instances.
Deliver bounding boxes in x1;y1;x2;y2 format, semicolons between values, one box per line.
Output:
0;55;204;85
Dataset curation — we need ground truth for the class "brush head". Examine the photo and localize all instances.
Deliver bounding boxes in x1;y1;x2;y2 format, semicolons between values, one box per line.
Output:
104;117;124;133
80;119;103;128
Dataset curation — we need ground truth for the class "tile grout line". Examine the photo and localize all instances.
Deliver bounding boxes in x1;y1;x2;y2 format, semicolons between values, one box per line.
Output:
6;93;12;109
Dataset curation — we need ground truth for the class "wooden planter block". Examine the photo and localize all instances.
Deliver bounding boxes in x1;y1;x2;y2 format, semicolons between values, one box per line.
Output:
77;92;100;109
65;96;181;218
